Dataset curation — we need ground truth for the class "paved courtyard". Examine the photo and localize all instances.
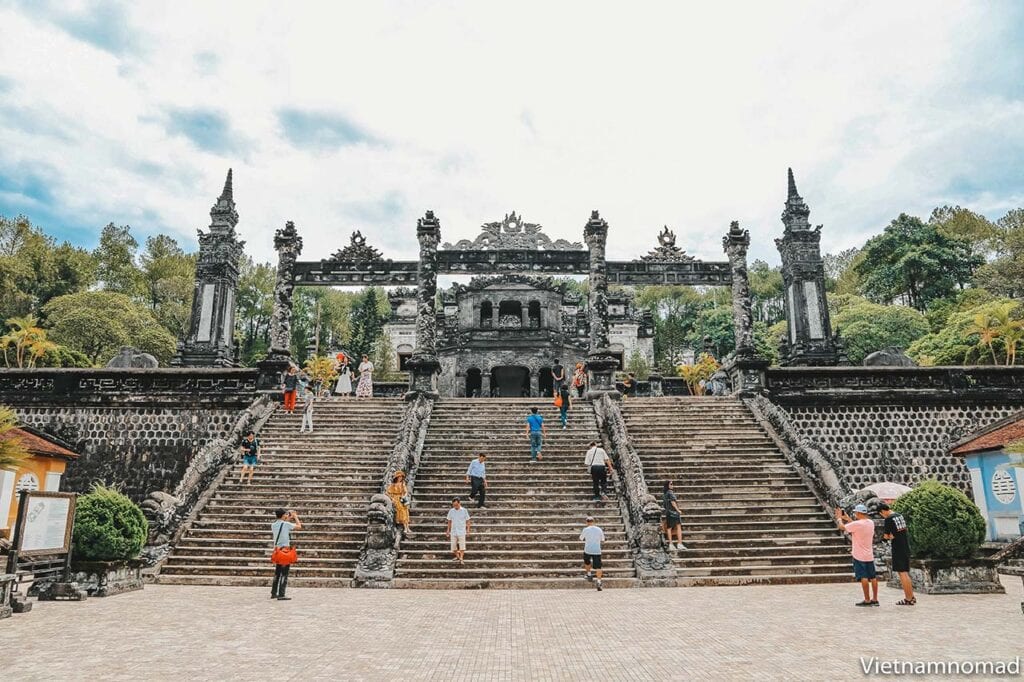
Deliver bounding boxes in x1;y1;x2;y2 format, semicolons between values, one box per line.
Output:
1;578;1021;681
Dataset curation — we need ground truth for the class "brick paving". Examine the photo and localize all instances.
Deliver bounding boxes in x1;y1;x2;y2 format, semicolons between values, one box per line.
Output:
1;578;1021;680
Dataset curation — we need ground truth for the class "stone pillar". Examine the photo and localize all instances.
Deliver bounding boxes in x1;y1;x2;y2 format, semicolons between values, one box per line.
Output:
529;370;539;398
268;221;303;361
481;371;491;398
584;210;619;397
722;220;755;359
406;210;441;397
775;168;842;366
173;169;245;367
648;368;664;397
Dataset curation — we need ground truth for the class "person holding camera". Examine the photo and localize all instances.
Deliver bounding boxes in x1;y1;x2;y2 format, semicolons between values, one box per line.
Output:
270;508;302;600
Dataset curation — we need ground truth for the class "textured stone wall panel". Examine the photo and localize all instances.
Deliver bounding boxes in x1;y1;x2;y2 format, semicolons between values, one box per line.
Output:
781;403;1019;493
15;406;237;502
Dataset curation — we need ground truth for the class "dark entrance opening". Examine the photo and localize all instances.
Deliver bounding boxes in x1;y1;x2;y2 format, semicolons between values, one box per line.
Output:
465;368;482;397
528;300;541;328
398;353;412;371
491;366;529;397
498;300;523;328
480;301;493;328
538;366;553;397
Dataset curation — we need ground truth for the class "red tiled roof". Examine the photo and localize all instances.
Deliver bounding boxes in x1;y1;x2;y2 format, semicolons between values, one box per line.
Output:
0;427;79;460
951;411;1024;456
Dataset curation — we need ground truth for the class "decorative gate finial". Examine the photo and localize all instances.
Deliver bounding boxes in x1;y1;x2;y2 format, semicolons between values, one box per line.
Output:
442;211;582;250
640;225;694;262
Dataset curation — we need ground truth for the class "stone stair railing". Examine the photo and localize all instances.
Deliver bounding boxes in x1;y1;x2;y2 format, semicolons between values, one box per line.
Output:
140;395;277;568
745;394;853;512
353;394;433;587
592;395;675;585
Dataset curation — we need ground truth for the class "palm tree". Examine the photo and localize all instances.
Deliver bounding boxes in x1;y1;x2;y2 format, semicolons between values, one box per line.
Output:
0;406;28;472
965;309;1000;364
0;315;57;369
992;301;1024;366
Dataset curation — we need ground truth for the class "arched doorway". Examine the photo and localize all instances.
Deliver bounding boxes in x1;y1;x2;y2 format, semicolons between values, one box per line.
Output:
466;368;482;397
538;366;553;397
498;300;523;328
491;366;530;397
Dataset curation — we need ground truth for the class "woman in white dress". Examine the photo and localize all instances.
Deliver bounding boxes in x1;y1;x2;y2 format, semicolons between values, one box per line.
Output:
334;357;353;396
355;354;374;398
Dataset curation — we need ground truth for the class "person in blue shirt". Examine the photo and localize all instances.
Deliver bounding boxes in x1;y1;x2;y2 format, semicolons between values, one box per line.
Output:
525;407;546;462
465;454;488;509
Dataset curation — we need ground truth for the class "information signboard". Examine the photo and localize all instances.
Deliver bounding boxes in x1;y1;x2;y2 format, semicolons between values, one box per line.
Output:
14;491;76;557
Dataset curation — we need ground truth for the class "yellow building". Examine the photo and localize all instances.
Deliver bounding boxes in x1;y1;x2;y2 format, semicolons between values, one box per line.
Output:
0;426;79;539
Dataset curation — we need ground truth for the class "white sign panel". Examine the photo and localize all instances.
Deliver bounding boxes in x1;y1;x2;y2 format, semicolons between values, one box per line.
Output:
20;494;72;553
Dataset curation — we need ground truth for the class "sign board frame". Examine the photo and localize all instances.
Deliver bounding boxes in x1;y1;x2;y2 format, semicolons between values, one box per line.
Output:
13;491;76;558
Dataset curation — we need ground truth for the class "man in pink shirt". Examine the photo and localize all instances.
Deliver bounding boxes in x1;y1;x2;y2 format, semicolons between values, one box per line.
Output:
835;504;879;607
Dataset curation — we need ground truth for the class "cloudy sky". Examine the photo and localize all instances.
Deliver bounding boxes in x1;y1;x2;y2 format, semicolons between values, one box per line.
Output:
0;1;1022;265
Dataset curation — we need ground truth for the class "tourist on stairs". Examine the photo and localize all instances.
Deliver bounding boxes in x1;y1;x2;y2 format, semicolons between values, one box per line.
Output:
580;516;605;591
356;354;374;398
270;508;302;600
836;504;879;606
525;406;545;462
465;453;488;509
879;503;915;605
662;481;687;550
584;440;611;502
446;498;471;565
299;384;315;433
238;430;260;485
387;471;412;536
558;383;571;430
572;362;587;399
551;359;566;394
334;355;353;396
281;365;300;413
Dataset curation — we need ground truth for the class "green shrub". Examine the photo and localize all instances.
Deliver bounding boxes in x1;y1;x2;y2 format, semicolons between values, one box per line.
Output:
891;480;985;560
72;484;148;561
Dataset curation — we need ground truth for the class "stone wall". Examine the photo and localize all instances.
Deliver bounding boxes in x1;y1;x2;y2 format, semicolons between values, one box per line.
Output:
0;369;259;502
765;367;1024;494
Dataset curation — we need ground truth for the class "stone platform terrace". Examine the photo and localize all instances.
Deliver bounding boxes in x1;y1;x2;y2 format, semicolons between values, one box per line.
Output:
1;579;1021;680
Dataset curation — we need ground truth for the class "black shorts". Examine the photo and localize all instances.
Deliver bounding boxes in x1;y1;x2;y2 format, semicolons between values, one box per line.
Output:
890;550;910;573
665;513;681;529
583;553;602;569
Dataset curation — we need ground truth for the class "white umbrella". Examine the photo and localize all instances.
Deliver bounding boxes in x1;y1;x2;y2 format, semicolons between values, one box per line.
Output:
861;481;913;502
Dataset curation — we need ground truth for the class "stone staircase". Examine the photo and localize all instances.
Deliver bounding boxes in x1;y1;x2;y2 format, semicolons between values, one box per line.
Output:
621;396;850;586
395;398;637;588
158;398;404;587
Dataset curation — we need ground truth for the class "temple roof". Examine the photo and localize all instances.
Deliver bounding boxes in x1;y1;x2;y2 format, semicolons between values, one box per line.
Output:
0;426;79;460
950;410;1024;456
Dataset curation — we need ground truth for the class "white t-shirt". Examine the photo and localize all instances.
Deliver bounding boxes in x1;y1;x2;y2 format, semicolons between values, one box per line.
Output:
580;525;605;554
271;520;295;547
585;446;609;467
447;507;471;535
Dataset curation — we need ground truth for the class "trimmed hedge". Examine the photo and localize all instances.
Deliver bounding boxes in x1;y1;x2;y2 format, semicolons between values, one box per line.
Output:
891;480;985;560
72;485;148;561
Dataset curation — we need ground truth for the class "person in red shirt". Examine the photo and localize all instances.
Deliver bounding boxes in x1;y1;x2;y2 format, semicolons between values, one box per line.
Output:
835;504;879;607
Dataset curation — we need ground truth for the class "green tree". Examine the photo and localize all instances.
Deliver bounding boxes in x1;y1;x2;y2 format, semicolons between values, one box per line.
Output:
625;349;651;380
823;247;863;294
907;298;1024;366
94;223;144;297
140;235;196;337
687;304;735;361
348;287;390;361
855;214;983;311
0;406;29;472
635;285;705;367
929;205;994;261
973;207;1024;298
749;260;784;324
831;302;930;364
0;315;57;368
43;291;177;365
236;257;275;365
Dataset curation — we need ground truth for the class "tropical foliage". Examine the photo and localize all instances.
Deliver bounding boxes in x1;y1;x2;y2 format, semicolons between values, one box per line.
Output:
677;353;719;395
0;406;28;472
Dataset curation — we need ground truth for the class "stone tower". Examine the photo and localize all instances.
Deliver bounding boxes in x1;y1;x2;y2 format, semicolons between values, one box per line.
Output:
775;168;841;366
174;169;245;367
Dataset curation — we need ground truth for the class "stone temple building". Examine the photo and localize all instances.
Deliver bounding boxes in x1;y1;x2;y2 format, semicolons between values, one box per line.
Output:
384;275;654;397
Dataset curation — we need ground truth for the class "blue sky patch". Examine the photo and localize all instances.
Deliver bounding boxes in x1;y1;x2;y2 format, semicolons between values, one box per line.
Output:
277;108;381;151
163;107;246;155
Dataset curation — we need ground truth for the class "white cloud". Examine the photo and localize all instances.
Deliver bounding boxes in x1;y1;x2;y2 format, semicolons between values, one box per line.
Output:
0;0;1021;266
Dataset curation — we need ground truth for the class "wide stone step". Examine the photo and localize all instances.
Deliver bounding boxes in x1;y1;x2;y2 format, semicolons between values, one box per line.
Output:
675;544;847;557
391;576;638;589
155;574;352;588
675;552;851;568
159;565;355;578
185;530;365;542
397;558;635;571
676;572;852;587
165;553;359;565
394;566;636;579
675;562;851;577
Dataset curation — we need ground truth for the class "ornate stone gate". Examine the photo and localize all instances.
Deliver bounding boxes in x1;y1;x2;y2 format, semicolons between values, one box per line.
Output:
178;168;843;395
